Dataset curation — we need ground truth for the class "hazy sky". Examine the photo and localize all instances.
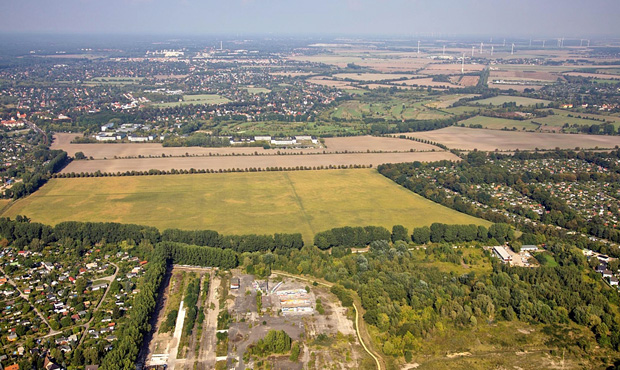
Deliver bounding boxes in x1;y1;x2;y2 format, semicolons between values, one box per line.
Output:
1;0;619;37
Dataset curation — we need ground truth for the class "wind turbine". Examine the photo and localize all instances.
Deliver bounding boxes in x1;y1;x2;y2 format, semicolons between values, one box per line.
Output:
472;46;475;57
511;43;515;55
542;40;546;48
503;39;506;47
587;39;591;47
480;42;484;54
443;45;446;56
529;39;532;47
417;40;420;54
461;53;465;74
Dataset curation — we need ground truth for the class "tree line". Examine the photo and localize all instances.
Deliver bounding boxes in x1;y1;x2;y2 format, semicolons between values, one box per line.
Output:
0;218;303;254
314;226;392;249
52;163;373;179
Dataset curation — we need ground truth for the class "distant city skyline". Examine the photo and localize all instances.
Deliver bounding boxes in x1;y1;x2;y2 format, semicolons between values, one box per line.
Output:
1;0;620;37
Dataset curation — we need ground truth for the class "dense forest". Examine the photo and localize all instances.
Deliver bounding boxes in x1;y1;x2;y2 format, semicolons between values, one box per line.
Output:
0;218;304;253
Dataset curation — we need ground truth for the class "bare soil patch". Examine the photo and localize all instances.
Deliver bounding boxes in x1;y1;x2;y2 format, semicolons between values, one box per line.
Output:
420;63;486;75
306;77;354;88
324;135;439;152
400;127;620;151
491;70;558;82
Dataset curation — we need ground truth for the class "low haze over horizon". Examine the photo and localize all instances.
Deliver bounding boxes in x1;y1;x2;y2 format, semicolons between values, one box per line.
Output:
1;0;620;37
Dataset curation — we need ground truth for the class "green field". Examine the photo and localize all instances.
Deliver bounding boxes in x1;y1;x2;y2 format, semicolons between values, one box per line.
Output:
244;87;271;94
471;96;550;107
154;94;230;107
442;106;481;115
330;97;450;121
551;109;620;128
460;116;540;131
2;169;490;243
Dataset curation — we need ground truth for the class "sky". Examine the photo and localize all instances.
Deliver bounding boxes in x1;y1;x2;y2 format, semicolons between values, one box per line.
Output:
1;0;619;37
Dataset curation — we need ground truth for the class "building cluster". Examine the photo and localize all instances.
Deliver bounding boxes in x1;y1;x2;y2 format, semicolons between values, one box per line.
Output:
95;122;156;142
0;245;148;368
228;135;318;146
276;289;313;315
587;250;620;288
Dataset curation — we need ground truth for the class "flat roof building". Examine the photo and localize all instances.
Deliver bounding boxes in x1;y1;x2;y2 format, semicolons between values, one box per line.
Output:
493;246;512;263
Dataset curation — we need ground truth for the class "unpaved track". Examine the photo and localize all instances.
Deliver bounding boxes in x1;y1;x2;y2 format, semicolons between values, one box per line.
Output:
272;271;384;370
168;300;187;370
198;273;220;368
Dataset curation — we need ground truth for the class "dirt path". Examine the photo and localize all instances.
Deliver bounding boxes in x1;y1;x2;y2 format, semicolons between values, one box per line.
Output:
272;270;384;370
197;273;220;368
77;263;119;344
168;300;187;370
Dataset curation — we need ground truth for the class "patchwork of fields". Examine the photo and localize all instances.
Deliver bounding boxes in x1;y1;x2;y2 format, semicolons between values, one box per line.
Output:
52;134;442;159
2;169;490;243
58;151;459;174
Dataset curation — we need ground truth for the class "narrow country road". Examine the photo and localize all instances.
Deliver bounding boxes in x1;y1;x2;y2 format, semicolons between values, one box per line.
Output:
272;270;385;370
78;262;119;345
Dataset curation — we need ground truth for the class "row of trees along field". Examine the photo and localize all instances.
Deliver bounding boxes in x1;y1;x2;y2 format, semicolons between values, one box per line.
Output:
0;218;303;253
314;223;514;250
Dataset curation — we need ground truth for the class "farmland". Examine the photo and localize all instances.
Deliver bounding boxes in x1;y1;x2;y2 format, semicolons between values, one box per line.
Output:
400;126;620;151
1;169;490;243
52;134;440;161
52;133;441;159
58;151;459;174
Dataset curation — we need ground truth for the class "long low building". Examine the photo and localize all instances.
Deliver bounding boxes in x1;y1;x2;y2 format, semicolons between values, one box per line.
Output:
493;246;512;263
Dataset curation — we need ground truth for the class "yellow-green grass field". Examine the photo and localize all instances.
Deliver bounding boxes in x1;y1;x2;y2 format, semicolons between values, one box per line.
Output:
154;94;230;108
551;109;620;128
0;199;10;213
2;169;489;243
471;96;550;107
244;87;271;94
